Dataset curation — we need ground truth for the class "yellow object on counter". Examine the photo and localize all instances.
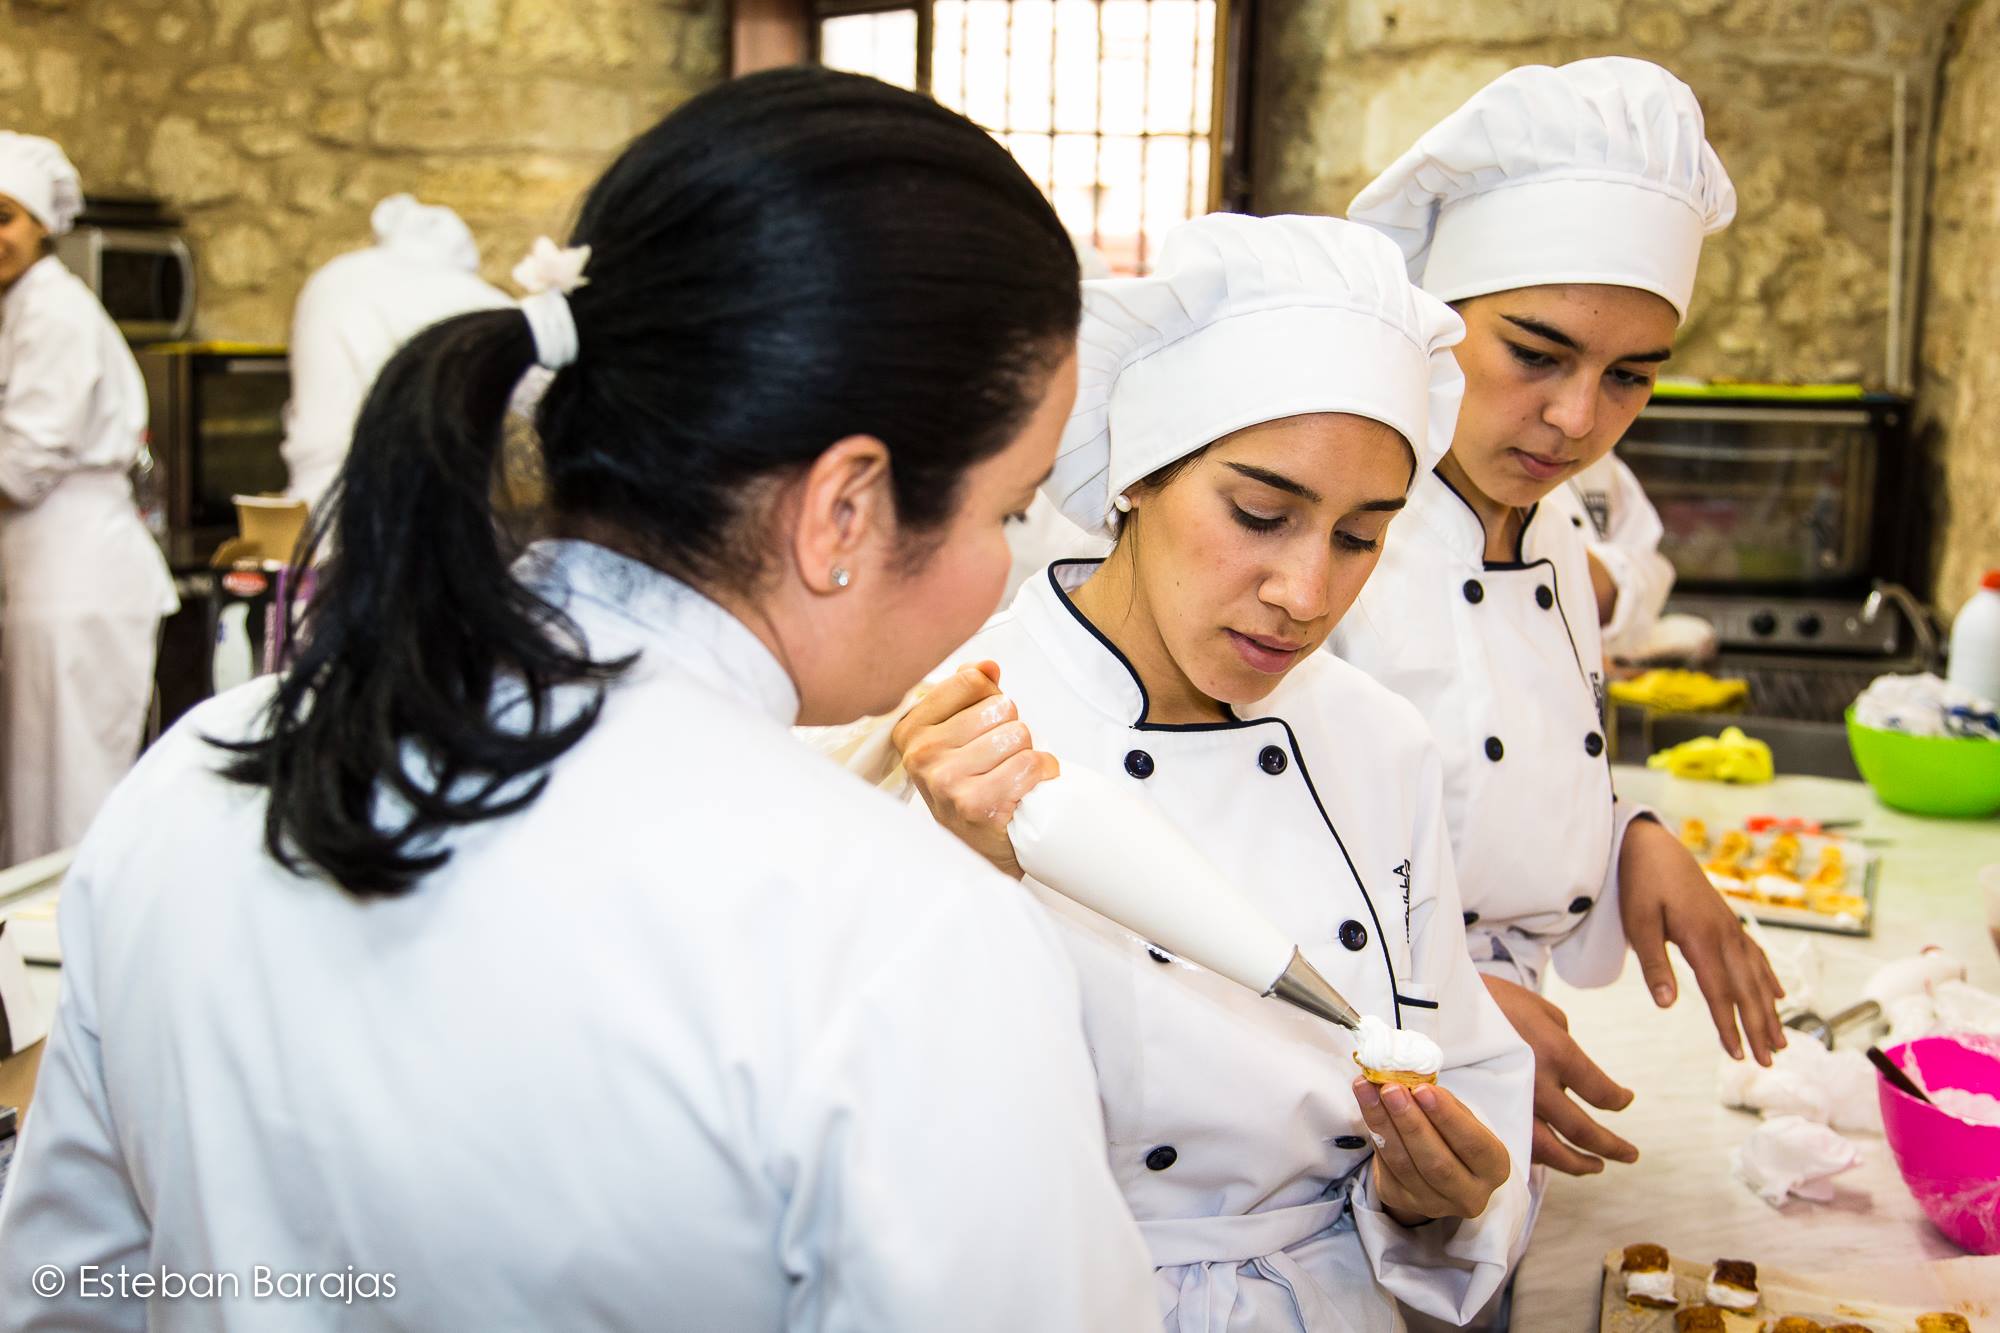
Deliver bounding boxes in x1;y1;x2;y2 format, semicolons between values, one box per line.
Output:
1607;669;1750;712
1646;725;1775;784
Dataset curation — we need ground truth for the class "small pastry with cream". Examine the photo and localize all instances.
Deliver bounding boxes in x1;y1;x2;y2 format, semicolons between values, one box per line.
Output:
1770;1317;1823;1333
1351;1014;1442;1087
1916;1315;1972;1333
1704;1259;1759;1313
1673;1306;1726;1332
1619;1243;1678;1310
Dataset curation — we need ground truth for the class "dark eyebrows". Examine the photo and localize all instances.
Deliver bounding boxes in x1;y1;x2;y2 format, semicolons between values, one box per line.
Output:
1225;462;1406;514
1500;313;1672;365
1225;462;1320;504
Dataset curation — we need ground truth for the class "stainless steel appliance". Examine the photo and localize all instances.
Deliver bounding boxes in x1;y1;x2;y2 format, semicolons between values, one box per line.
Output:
135;347;291;568
51;196;195;343
1615;393;1928;779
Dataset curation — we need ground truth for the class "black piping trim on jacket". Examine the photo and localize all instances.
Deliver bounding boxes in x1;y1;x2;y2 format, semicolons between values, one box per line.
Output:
1432;471;1542;569
1044;558;1406;1027
1394;994;1439;1010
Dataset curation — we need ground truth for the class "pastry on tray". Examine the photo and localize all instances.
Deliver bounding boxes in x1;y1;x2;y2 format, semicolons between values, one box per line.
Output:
1673;1306;1726;1332
1769;1318;1823;1333
1619;1243;1679;1310
1704;1259;1759;1313
1823;1325;1871;1333
1916;1316;1972;1333
1351;1015;1440;1087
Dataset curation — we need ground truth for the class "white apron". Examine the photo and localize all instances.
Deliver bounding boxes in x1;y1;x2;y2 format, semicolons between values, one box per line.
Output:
939;562;1534;1333
0;257;178;865
1331;470;1648;992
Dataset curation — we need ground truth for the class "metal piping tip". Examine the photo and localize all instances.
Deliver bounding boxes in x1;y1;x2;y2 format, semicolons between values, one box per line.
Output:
1266;947;1363;1030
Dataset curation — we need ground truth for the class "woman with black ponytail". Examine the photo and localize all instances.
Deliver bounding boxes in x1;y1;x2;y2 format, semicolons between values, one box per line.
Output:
0;70;1158;1330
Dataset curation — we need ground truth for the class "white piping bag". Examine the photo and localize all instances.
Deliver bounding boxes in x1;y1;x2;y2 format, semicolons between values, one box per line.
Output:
1009;765;1362;1029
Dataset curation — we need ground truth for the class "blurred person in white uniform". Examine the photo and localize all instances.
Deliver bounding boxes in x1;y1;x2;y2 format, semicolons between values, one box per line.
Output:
0;132;177;866
0;71;1160;1332
280;193;511;512
1549;451;1680;663
890;213;1533;1333
1338;59;1786;1198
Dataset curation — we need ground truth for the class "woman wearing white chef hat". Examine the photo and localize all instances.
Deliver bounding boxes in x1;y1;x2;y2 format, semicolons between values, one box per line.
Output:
891;211;1534;1333
0;131;177;865
1338;57;1786;1186
280;193;511;513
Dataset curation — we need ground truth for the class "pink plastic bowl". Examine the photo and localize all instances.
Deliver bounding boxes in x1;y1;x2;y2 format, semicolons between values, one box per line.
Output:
1878;1035;2000;1254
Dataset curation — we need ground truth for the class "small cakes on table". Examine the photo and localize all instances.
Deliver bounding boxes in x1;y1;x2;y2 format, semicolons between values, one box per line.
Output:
1705;1259;1759;1314
1620;1243;1678;1310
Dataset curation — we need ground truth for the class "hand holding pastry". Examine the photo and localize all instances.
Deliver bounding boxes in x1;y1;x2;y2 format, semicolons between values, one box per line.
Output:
891;661;1058;878
1620;816;1788;1065
1351;1075;1512;1226
1481;972;1639;1175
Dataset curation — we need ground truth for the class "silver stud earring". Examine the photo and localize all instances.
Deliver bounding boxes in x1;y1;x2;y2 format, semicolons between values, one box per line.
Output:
830;566;851;589
1113;493;1133;513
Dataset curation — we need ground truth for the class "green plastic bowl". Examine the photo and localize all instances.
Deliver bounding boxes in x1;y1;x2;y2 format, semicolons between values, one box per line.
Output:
1845;710;2000;818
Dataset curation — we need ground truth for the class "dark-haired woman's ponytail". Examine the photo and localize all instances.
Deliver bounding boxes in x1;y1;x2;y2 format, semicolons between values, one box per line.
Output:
220;308;619;894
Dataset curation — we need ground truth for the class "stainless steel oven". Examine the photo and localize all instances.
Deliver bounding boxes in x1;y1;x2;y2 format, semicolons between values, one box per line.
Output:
135;347;291;568
1613;393;1927;779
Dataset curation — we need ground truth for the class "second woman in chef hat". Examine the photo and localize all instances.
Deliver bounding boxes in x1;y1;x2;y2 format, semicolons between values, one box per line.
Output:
1337;58;1786;1189
891;211;1534;1333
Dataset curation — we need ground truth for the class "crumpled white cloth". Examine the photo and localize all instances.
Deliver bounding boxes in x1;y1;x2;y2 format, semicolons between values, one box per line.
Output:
1731;1115;1861;1207
1719;1040;1881;1132
1883;979;2000;1046
1852;671;2000;738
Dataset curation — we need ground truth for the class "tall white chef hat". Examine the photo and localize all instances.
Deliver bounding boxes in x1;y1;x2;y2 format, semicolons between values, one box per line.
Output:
1047;212;1466;539
0;132;83;238
1347;57;1735;323
371;193;481;272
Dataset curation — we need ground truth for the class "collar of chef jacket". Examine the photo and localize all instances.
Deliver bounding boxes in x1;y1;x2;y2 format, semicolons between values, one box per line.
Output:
1402;465;1571;573
0;254;63;321
515;538;800;727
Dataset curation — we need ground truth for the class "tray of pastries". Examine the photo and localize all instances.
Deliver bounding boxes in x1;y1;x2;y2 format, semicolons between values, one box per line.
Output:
1676;818;1878;937
1600;1245;1994;1332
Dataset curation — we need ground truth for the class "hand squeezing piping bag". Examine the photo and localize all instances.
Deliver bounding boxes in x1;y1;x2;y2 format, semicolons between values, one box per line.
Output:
1009;765;1362;1029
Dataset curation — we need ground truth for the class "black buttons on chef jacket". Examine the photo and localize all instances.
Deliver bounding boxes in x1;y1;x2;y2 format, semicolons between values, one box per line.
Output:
1147;946;1172;965
1536;585;1554;610
1334;1135;1368;1151
1124;749;1155;780
1569;896;1594;914
1484;736;1505;762
1257;744;1288;775
1571;515;1585;528
1462;910;1480;926
1585;731;1606;757
1146;1145;1178;1171
1462;579;1485;604
1339;919;1369;951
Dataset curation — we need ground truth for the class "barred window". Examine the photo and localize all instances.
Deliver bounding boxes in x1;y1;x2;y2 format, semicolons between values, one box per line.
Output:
814;0;1233;274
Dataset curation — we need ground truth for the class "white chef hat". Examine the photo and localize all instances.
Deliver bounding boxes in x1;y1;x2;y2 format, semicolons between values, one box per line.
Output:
371;193;481;272
0;132;83;237
1347;57;1735;323
1047;212;1466;539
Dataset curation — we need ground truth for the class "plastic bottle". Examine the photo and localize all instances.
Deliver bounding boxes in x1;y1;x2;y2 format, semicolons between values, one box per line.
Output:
1946;569;2000;707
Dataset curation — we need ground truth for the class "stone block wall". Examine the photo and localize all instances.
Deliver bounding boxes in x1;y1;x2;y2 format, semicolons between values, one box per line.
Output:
1253;0;1957;388
0;0;726;343
1915;0;2000;619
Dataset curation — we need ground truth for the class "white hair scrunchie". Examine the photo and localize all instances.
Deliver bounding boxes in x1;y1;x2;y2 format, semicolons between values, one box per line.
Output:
512;236;592;370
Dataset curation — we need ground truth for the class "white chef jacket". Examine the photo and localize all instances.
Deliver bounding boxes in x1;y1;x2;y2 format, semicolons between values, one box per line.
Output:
1546;454;1675;662
0;255;177;865
923;562;1532;1333
0;539;1160;1332
1331;471;1650;992
280;247;510;510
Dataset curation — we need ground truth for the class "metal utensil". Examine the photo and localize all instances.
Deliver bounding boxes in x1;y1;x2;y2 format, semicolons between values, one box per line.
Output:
1783;998;1882;1048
